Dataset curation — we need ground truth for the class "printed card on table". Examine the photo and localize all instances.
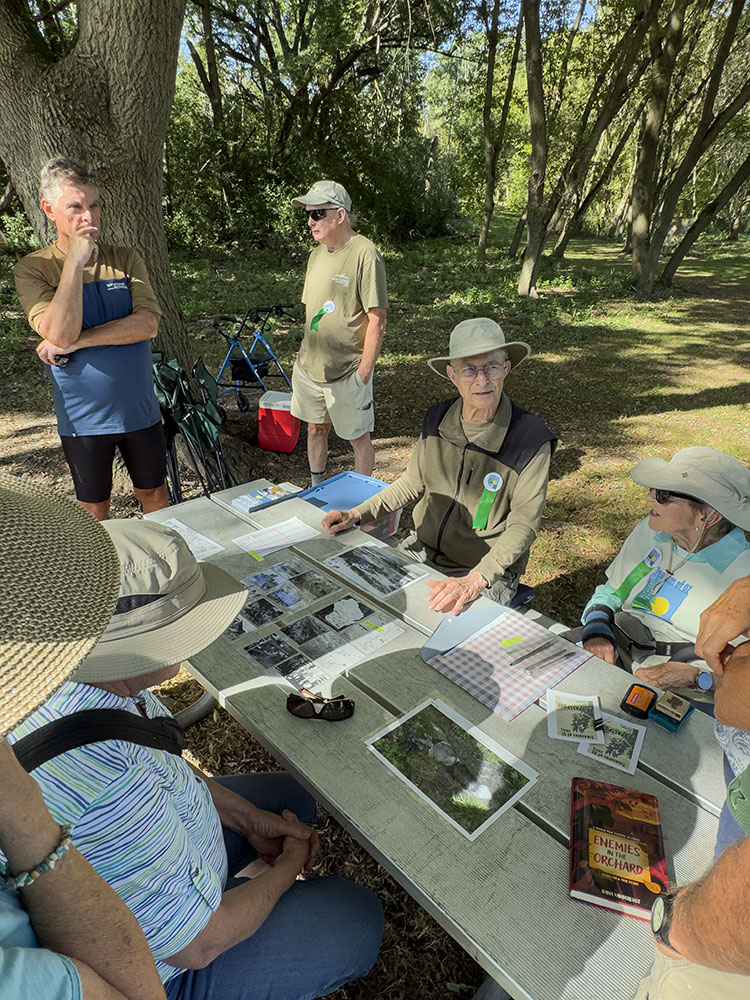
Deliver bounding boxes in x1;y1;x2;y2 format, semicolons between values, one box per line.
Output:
546;691;604;744
577;712;647;775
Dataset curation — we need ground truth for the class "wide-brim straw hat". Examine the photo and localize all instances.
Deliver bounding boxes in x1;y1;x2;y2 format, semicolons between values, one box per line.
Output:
0;473;120;738
74;519;248;683
631;446;750;530
428;318;531;379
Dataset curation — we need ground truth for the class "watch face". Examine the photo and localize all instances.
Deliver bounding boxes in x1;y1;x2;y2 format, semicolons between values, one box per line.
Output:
651;895;666;933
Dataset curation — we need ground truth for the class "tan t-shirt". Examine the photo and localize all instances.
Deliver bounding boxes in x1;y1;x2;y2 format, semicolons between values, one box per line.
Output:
298;234;387;383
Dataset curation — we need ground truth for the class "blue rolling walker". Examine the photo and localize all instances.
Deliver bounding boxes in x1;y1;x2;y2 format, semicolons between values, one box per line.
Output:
213;304;295;412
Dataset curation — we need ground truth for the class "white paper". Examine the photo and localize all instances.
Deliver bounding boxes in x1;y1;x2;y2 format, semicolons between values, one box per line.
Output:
546;691;605;744
161;519;225;559
232;517;320;559
577;712;647;774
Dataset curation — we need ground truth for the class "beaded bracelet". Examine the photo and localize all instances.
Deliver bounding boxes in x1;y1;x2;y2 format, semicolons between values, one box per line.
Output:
0;826;73;891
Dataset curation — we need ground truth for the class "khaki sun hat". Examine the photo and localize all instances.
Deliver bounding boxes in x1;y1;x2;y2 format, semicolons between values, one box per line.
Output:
291;180;352;212
0;473;120;738
74;520;248;683
427;318;531;379
631;446;750;531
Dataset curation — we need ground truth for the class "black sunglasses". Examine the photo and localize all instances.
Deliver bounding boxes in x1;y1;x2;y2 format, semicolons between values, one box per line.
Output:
307;208;336;221
286;691;355;722
652;488;699;505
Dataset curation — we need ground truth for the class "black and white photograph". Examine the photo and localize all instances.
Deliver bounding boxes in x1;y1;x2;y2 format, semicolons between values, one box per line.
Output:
273;556;312;579
239;596;281;629
301;630;348;660
268;581;307;609
293;569;339;601
282;615;329;646
273;650;315;678
223;613;255;640
242;634;298;669
367;699;538;840
325;543;426;597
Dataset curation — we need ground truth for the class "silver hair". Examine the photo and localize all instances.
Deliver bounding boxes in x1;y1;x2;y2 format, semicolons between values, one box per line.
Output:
40;157;98;204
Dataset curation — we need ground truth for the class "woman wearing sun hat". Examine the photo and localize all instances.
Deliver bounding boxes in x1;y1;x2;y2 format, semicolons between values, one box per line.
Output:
579;447;750;699
0;473;166;1000
8;517;384;1000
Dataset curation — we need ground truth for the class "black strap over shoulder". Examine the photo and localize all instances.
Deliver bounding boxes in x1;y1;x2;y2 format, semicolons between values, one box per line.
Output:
11;709;185;773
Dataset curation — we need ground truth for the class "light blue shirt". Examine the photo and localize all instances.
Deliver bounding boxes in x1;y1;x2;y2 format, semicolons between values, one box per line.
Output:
0;887;81;1000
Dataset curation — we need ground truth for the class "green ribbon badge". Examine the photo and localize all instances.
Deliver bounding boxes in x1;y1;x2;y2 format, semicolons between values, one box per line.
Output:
473;472;502;530
311;299;335;331
613;548;662;602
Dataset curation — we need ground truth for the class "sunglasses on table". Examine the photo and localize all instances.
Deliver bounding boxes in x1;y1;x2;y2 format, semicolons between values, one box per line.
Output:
286;691;355;722
306;208;337;221
651;489;700;505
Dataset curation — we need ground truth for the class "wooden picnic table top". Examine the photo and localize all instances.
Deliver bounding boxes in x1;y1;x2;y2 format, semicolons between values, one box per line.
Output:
147;485;725;1000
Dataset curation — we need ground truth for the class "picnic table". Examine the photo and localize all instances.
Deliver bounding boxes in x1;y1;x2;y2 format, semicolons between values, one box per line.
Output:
146;481;725;1000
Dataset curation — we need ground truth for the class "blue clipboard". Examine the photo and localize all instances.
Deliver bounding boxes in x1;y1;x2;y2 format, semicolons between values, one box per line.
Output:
420;604;508;663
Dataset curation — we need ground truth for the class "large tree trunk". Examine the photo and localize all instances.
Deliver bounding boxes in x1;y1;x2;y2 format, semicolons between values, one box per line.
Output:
518;0;547;297
477;0;523;263
0;0;190;364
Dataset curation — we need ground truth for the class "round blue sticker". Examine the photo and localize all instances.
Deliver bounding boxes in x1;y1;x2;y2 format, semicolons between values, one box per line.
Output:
483;473;503;492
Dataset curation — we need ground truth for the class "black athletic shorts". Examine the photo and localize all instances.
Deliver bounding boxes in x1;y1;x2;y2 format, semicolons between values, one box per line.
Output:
60;420;167;503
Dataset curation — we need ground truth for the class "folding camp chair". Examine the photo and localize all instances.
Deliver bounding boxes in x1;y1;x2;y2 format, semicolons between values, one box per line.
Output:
152;353;237;502
213;304;295;411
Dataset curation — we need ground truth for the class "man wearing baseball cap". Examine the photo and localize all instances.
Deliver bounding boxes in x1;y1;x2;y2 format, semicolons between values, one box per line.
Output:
8;517;384;1000
322;318;556;613
290;180;387;484
0;473;166;1000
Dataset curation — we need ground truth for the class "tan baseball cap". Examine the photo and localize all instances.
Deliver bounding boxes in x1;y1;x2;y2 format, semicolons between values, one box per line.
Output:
428;318;531;379
631;447;750;530
75;519;248;683
291;180;352;212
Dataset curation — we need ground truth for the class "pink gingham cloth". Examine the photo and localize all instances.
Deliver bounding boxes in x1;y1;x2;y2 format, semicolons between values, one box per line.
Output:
428;613;591;721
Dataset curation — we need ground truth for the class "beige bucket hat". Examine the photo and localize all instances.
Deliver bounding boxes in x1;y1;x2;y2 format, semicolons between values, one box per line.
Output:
291;180;352;212
0;473;120;738
631;447;750;530
74;519;248;683
428;318;531;379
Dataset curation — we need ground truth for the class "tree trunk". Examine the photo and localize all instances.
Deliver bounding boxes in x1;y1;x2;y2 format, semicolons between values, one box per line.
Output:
477;0;523;262
0;0;191;365
660;150;750;285
509;213;526;256
518;0;547;297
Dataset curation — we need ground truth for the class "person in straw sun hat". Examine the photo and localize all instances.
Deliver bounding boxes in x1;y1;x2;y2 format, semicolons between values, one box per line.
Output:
322;316;556;613
8;516;384;1000
0;472;166;1000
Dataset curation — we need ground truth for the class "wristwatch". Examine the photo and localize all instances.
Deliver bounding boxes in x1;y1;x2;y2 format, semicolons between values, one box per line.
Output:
650;892;675;948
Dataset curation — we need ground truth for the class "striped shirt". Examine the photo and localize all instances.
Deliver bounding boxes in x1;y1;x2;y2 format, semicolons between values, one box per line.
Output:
8;682;227;984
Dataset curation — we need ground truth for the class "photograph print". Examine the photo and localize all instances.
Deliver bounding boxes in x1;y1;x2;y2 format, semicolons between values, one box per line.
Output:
325;543;426;597
367;699;537;839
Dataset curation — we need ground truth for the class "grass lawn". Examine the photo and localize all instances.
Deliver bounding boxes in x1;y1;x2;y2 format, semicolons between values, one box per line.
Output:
1;215;748;998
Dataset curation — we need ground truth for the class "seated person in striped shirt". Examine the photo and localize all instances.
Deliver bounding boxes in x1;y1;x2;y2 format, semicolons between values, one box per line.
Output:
8;519;383;1000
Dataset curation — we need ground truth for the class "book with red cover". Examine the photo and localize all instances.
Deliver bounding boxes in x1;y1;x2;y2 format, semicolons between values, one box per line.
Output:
569;777;669;921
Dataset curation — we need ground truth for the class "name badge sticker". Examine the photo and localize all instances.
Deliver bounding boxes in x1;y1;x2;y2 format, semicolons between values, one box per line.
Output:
483;472;503;492
323;300;335;314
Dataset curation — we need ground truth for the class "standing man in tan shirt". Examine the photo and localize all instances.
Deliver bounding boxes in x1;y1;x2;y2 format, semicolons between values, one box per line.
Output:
290;181;387;484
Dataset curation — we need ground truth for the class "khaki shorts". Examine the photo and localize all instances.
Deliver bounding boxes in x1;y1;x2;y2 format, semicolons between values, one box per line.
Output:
291;361;374;441
634;949;749;999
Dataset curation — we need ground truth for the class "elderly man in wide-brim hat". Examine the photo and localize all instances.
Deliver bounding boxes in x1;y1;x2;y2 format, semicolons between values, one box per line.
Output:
322;317;557;613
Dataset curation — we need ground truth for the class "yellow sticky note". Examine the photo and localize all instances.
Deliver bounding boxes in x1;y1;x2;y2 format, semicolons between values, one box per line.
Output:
363;619;385;632
500;635;524;648
247;550;264;562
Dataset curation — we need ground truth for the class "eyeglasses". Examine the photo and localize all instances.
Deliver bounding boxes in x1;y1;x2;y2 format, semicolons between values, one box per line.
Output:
451;362;508;382
286;691;355;722
307;208;335;221
651;489;699;505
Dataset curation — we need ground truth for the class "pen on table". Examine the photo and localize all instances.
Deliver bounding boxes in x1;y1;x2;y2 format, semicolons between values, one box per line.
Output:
510;638;556;667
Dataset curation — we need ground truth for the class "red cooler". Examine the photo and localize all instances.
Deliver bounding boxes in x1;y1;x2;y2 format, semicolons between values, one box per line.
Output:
258;392;300;453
